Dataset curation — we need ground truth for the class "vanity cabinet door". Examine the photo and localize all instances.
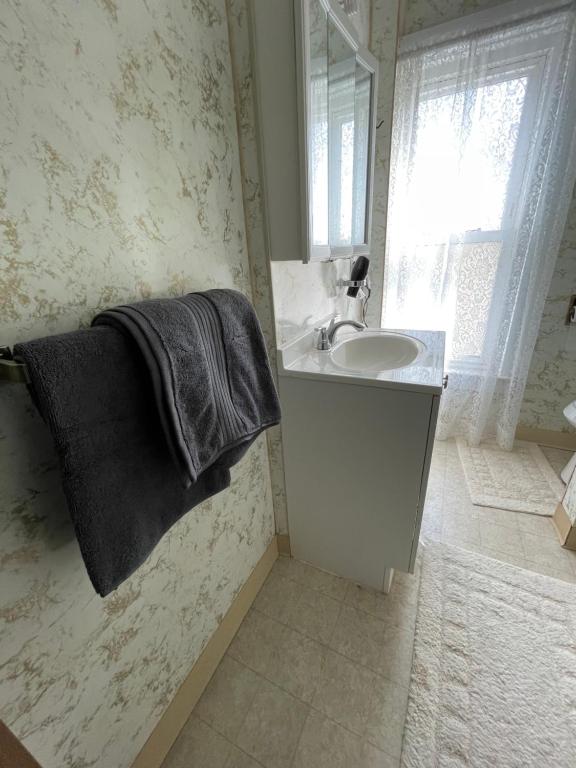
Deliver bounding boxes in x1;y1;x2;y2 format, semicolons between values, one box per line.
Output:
280;375;435;590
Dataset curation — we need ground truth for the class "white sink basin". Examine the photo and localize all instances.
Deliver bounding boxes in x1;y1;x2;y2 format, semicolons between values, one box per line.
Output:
330;331;424;372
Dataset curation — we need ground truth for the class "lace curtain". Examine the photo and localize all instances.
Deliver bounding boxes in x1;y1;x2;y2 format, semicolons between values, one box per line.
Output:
383;0;576;447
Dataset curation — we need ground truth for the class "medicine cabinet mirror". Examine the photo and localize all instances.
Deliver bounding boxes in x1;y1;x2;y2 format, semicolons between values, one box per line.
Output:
296;0;378;262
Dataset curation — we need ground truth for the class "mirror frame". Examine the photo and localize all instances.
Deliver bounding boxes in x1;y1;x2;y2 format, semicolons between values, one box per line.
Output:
295;0;379;263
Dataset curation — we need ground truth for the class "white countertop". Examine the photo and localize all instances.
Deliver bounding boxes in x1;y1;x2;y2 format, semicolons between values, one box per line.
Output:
277;327;446;395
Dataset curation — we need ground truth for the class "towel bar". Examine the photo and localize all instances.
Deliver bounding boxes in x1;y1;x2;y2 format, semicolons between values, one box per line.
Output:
0;346;30;384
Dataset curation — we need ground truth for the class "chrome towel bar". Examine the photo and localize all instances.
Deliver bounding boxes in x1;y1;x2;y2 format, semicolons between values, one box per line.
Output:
0;346;30;384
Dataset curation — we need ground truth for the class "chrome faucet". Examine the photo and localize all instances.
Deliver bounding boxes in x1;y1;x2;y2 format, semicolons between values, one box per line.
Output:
315;316;365;350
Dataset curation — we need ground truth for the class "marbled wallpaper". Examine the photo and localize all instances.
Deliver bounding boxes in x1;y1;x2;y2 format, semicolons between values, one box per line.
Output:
225;0;288;532
401;0;576;436
338;0;372;46
519;183;576;433
369;0;401;329
402;0;507;33
0;2;274;766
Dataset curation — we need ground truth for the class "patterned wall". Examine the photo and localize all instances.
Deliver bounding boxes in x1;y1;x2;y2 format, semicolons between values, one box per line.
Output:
402;0;576;435
520;185;576;433
226;0;289;532
0;2;274;766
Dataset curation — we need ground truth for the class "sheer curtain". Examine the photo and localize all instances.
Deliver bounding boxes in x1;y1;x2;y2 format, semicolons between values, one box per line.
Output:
383;0;576;447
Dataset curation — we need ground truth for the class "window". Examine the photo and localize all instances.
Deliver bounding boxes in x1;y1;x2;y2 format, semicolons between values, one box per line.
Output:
385;28;547;374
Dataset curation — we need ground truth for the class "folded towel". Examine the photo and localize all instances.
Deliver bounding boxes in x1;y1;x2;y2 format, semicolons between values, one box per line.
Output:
15;326;230;596
92;289;281;486
15;290;280;596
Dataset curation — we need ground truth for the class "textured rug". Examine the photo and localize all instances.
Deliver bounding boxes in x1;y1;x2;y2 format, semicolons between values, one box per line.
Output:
456;439;564;516
402;542;576;768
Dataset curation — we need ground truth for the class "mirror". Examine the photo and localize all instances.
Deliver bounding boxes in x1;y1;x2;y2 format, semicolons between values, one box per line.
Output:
299;0;378;262
309;0;329;248
328;15;356;248
353;60;372;245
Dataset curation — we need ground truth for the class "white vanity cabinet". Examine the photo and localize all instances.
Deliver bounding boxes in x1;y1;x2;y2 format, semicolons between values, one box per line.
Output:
278;329;445;592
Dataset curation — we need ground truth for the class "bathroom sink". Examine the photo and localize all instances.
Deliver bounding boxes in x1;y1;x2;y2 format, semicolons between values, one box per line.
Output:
330;331;424;372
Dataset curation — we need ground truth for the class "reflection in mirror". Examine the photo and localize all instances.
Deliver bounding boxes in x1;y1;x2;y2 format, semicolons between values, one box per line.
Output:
309;0;329;246
353;62;371;245
328;15;356;247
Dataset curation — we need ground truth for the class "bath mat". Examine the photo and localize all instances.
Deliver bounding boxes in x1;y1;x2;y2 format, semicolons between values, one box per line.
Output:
402;541;576;768
456;439;564;516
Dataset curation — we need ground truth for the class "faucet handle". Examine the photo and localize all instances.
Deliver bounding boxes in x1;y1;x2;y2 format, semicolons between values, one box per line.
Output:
314;326;330;351
327;315;340;333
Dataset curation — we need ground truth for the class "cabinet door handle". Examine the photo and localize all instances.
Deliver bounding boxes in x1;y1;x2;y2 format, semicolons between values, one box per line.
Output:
443;374;449;390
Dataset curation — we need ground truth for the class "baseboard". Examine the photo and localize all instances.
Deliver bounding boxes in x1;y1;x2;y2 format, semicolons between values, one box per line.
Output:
131;536;278;768
276;533;291;556
0;720;42;768
553;502;576;551
515;426;576;451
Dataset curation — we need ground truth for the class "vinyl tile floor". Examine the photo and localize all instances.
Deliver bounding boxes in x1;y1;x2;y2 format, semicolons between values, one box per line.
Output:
162;439;576;768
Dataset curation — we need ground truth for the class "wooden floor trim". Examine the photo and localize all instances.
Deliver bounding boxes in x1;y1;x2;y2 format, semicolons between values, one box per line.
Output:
276;533;291;556
0;720;42;768
516;426;576;451
131;536;278;768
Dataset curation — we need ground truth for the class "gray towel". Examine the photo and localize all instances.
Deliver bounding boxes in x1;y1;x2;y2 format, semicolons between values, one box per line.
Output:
15;290;280;596
92;289;280;487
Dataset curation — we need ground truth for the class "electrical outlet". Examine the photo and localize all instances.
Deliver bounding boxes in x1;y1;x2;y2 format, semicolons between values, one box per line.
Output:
567;294;576;325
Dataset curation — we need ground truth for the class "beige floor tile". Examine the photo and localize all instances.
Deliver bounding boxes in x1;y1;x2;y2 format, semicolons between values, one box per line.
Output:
420;511;443;540
329;603;387;671
268;626;327;703
345;581;418;630
306;566;349;601
478;519;524;557
440;486;479;520
254;568;341;645
474;507;520;530
195;656;261;741
273;556;348;601
284;586;341;644
527;554;576;581
364;677;409;758
225;746;264;768
377;624;415;687
235;678;309;768
162;715;233;768
469;545;531;571
521;531;576;578
515;512;559;539
293;709;398;768
312;649;377;735
390;568;421;603
228;608;331;707
253;571;302;624
521;529;570;562
228;610;285;679
540;446;571;477
441;514;481;546
524;558;576;583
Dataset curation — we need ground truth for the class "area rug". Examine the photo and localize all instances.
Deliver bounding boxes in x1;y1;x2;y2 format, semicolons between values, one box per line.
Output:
401;541;576;768
456;439;564;516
